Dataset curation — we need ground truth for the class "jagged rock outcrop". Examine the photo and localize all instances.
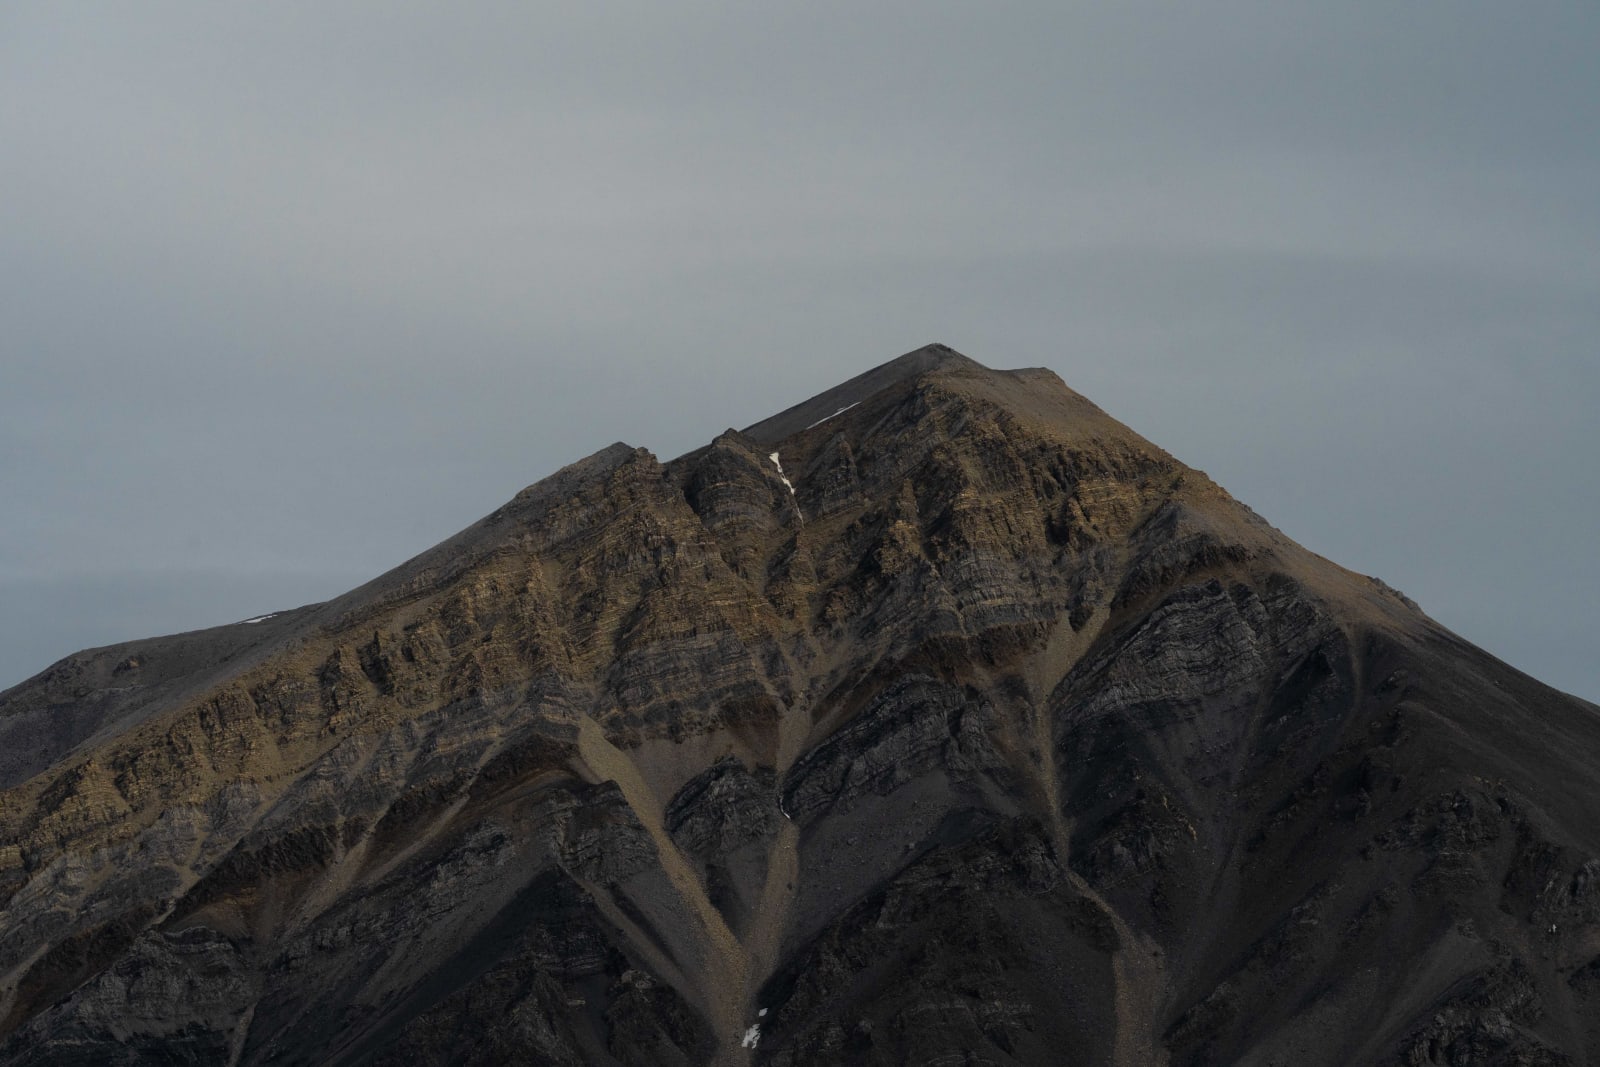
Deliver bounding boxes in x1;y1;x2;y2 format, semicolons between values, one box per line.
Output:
2;345;1598;1065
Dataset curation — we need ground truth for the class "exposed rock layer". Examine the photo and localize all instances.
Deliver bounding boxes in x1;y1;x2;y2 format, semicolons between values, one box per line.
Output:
2;345;1598;1066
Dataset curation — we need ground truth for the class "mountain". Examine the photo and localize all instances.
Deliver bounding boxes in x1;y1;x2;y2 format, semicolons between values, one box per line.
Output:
2;345;1598;1066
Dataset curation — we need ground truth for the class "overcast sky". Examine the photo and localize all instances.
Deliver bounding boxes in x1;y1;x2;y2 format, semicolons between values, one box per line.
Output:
3;3;1596;701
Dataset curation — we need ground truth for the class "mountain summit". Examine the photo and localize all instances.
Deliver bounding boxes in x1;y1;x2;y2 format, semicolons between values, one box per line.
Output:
3;345;1598;1065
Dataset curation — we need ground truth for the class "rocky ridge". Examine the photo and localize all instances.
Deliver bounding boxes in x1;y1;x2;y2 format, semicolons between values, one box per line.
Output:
2;345;1598;1065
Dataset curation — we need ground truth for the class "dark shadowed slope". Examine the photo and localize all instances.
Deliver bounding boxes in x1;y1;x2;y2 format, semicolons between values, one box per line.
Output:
3;344;1599;1066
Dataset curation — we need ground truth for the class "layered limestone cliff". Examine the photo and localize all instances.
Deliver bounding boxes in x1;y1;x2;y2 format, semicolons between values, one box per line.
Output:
2;346;1598;1066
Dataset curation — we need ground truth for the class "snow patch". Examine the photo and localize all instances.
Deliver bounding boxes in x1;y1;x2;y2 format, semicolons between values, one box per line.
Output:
803;401;859;431
767;452;794;492
767;452;803;523
759;1008;768;1017
742;1024;762;1049
239;613;279;625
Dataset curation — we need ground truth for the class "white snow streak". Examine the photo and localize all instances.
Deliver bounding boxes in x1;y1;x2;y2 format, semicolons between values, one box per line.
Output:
768;452;803;523
803;401;859;430
239;613;279;625
767;452;795;494
742;1024;762;1049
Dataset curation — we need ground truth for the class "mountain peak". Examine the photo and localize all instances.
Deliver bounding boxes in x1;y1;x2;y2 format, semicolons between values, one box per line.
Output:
741;342;984;444
3;344;1599;1065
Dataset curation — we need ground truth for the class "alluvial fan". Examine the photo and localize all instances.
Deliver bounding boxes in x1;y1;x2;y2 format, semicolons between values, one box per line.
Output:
2;345;1598;1066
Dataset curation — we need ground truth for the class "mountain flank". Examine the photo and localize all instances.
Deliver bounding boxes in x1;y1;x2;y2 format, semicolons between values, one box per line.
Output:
2;344;1598;1066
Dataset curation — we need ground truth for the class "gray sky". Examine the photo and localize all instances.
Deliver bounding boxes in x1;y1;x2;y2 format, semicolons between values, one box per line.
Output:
3;3;1597;701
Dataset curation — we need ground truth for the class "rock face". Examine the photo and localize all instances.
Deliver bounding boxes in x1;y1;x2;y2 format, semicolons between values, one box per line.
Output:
2;344;1599;1066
